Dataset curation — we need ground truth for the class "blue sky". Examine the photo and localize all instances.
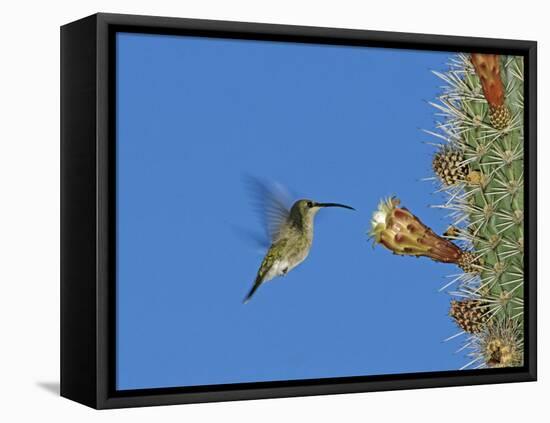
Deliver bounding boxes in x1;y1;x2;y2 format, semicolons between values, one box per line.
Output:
116;32;463;390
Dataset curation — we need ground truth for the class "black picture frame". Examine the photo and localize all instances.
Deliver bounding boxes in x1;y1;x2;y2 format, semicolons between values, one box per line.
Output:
61;12;537;409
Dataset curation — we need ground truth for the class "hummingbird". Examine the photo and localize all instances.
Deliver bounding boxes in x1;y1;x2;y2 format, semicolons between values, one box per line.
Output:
243;181;354;303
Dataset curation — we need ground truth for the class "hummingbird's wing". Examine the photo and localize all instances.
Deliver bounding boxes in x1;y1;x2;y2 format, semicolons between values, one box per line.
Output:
245;177;292;243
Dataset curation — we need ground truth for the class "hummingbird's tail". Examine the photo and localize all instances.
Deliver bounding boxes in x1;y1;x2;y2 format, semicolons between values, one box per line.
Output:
243;281;262;304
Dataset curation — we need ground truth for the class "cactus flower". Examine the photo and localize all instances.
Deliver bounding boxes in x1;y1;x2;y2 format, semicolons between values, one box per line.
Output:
370;197;470;265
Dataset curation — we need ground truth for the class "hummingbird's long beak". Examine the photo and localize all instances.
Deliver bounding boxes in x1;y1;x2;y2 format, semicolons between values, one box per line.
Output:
316;202;355;210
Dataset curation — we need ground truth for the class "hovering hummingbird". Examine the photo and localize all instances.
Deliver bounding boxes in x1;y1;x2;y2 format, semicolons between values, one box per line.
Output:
243;180;354;303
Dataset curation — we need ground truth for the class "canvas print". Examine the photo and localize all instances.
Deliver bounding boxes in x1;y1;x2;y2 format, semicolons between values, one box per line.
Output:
116;33;524;391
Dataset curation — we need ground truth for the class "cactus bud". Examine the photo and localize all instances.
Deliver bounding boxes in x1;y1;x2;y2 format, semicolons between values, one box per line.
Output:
470;54;511;130
450;299;489;333
432;147;469;186
480;319;523;368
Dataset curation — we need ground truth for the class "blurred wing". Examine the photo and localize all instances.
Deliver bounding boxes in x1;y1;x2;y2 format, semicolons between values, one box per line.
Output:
245;176;292;242
228;222;271;251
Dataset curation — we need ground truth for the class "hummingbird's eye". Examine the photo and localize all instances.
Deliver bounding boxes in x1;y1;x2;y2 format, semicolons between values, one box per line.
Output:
307;201;313;208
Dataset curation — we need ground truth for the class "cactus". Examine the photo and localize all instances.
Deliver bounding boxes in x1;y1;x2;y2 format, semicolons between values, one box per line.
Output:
429;53;524;368
369;53;524;369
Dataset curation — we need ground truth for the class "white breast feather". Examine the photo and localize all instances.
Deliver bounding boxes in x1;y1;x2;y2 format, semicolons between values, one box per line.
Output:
264;260;289;282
